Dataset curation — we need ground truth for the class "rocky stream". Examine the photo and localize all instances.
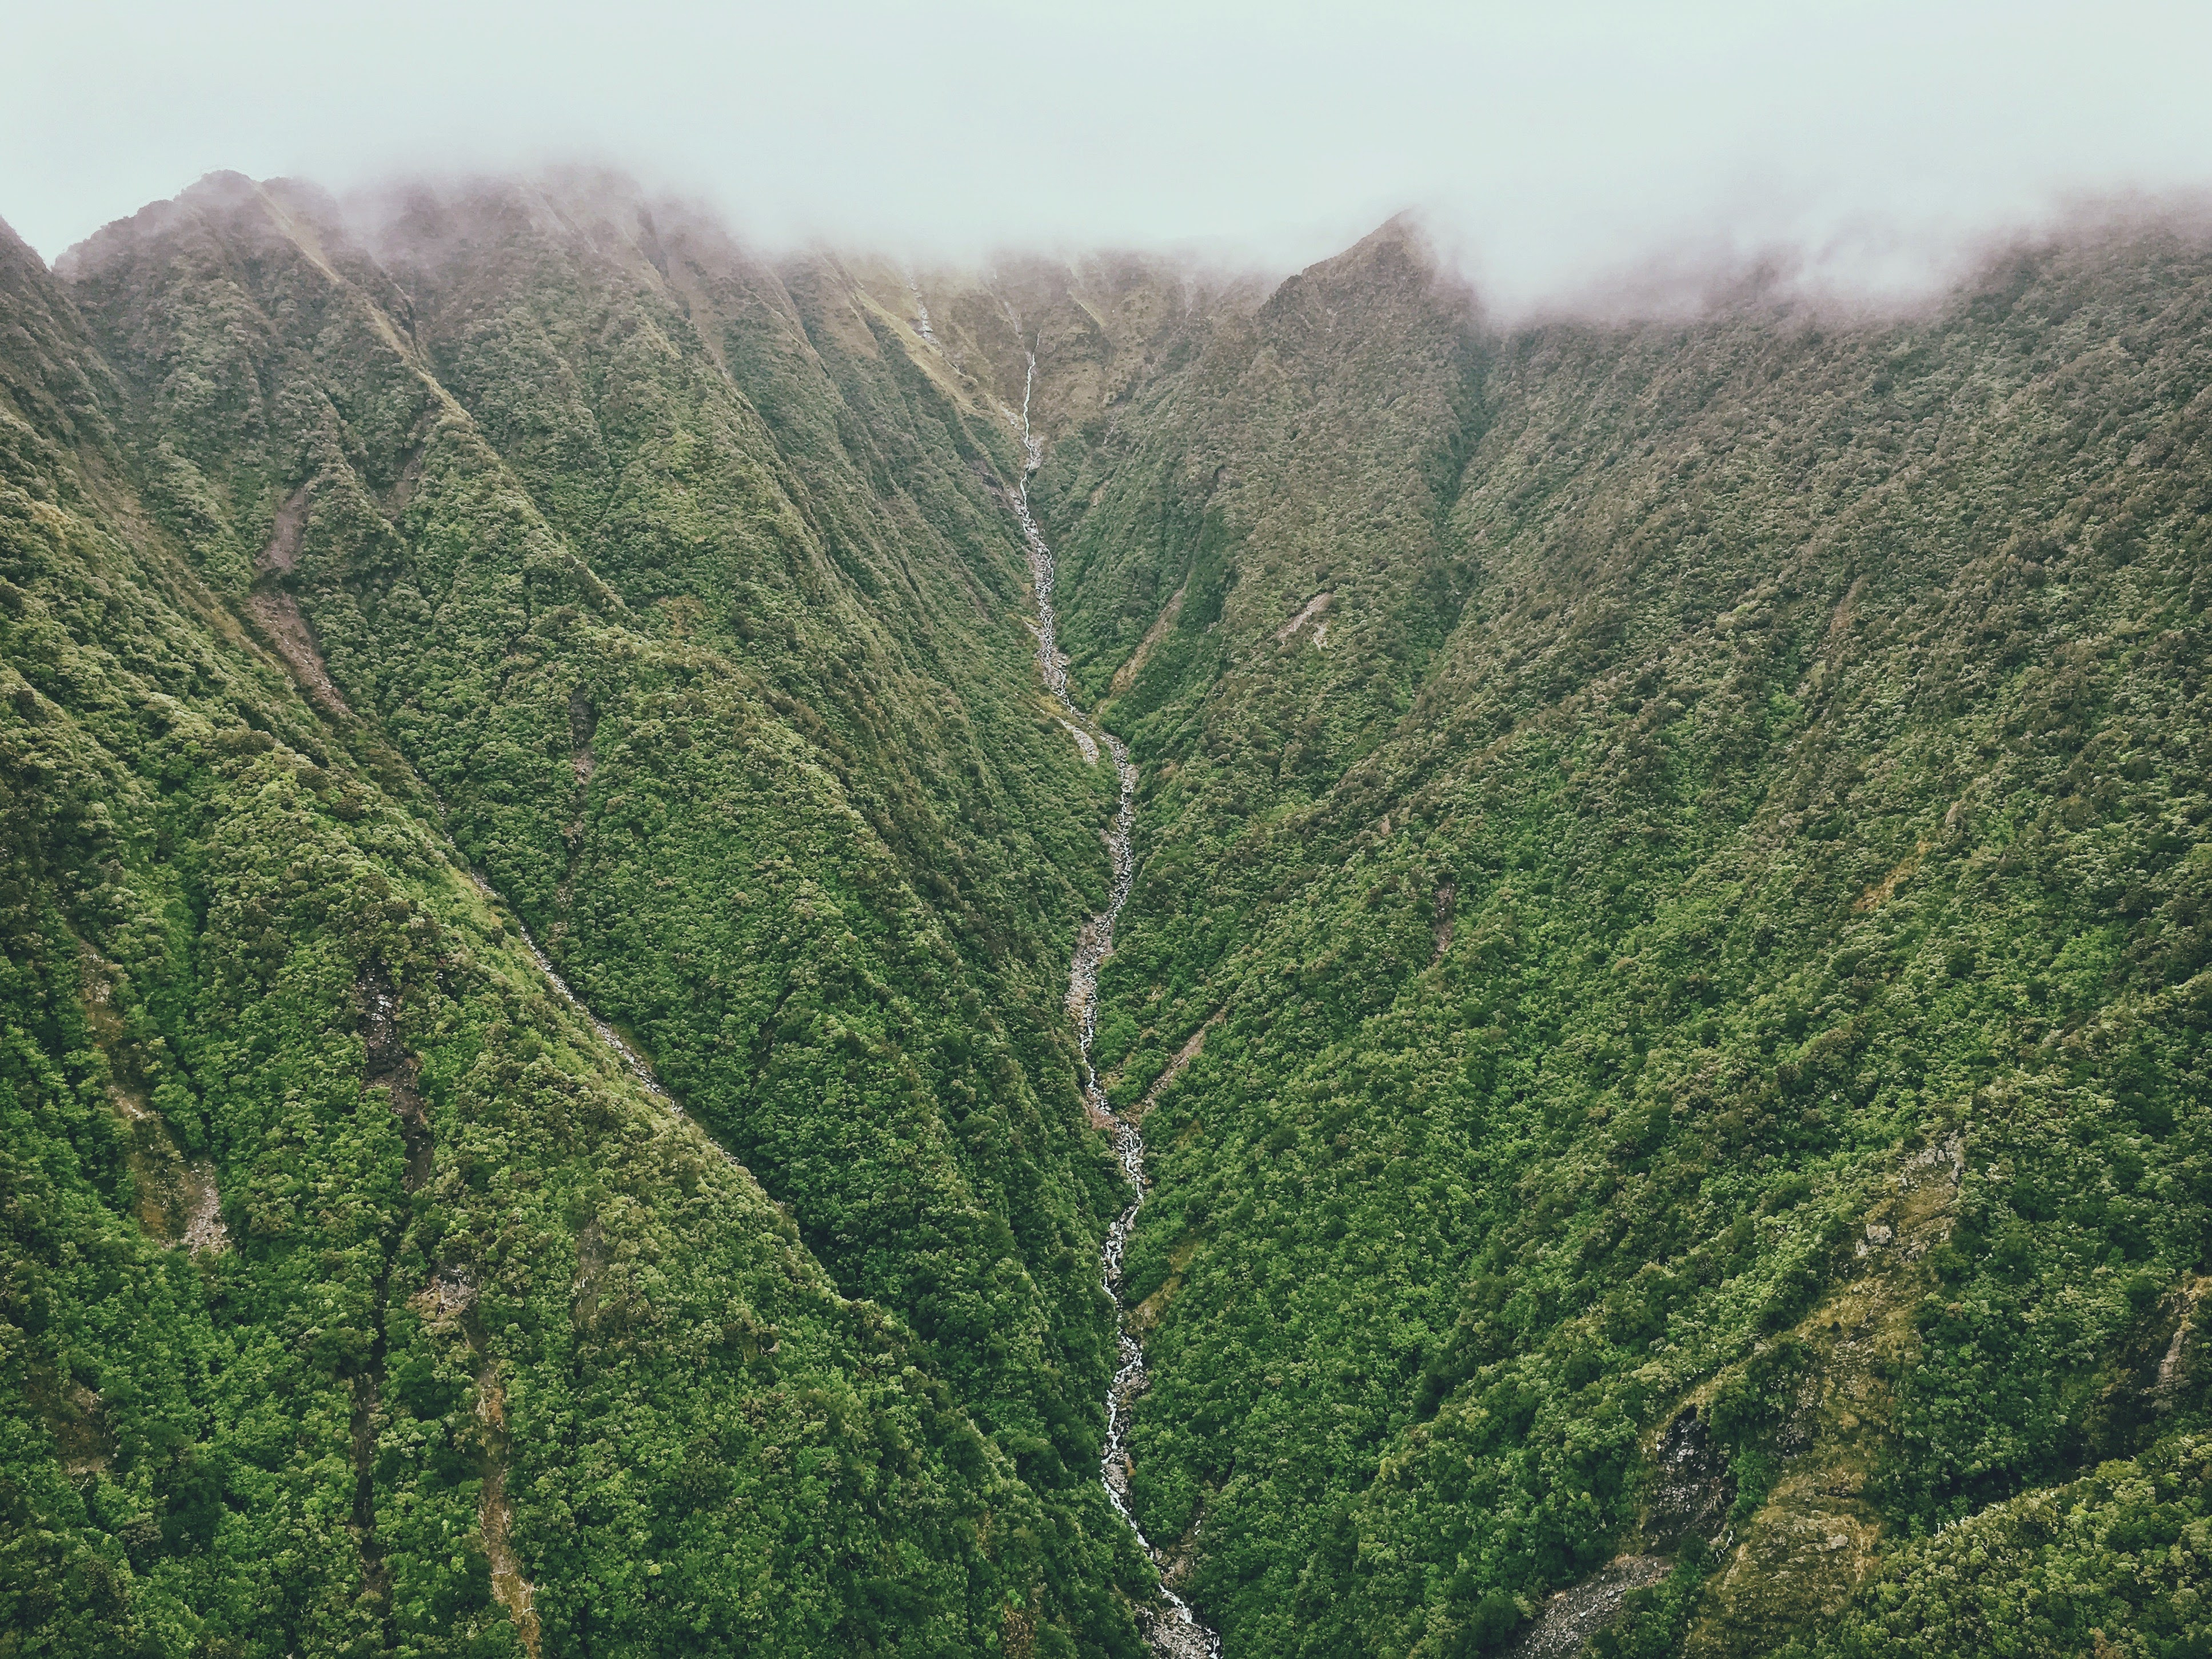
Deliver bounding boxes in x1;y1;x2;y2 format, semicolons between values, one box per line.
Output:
1001;348;1223;1659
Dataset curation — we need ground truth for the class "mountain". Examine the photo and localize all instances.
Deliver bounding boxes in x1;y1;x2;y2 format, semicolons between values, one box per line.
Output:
1017;212;2212;1659
5;172;2212;1659
2;171;1149;1659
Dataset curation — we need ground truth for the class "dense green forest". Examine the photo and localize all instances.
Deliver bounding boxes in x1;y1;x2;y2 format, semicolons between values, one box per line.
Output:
1;173;1151;1659
6;171;2212;1657
1014;218;2212;1657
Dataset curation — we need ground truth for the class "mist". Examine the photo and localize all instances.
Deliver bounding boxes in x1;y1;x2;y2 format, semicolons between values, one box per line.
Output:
9;0;2212;313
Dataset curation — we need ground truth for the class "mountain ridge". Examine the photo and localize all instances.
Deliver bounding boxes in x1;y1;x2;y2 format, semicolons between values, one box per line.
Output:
7;172;2212;1659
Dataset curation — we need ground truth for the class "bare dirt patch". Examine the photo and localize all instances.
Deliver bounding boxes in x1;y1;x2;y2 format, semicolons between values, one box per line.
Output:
257;482;312;574
243;588;353;716
1275;591;1333;645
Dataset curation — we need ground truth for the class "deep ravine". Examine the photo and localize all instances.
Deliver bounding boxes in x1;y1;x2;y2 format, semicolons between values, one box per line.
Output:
1000;344;1223;1659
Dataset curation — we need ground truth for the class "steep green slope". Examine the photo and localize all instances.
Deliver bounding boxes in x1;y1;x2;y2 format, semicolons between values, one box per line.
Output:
1;183;1154;1659
1017;221;2212;1656
15;166;2212;1659
59;169;1151;1553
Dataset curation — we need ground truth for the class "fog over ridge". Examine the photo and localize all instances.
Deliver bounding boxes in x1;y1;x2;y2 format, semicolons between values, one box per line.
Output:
10;1;2212;316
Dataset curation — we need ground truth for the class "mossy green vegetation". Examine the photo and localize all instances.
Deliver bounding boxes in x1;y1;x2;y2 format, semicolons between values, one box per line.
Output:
2;178;1152;1657
1007;218;2212;1655
10;172;2212;1658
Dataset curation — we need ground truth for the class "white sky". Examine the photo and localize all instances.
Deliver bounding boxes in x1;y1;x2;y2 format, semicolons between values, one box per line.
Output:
8;0;2212;308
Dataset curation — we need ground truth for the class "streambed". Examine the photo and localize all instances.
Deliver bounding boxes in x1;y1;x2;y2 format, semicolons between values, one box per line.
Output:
1001;349;1221;1659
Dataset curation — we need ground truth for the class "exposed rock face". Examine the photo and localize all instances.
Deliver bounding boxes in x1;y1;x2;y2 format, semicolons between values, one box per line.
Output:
1645;1407;1734;1553
1506;1556;1674;1659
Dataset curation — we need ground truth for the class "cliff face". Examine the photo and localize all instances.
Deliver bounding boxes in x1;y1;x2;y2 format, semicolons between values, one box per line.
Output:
7;172;2212;1659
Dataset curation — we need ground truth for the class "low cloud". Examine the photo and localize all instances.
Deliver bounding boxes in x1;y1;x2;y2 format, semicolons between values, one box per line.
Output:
9;1;2211;317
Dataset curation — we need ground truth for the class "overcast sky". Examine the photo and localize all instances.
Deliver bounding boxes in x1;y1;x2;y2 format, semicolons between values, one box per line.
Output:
8;0;2212;308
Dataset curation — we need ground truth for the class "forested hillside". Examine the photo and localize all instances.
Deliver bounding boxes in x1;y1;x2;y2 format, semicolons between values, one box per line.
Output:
1;174;1154;1658
1013;218;2212;1657
7;170;2212;1659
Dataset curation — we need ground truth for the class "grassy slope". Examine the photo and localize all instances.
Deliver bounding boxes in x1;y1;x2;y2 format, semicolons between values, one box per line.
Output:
1021;221;2212;1657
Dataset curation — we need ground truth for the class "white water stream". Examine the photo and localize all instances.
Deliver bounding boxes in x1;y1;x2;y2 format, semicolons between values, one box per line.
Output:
1001;348;1221;1659
482;318;1220;1650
